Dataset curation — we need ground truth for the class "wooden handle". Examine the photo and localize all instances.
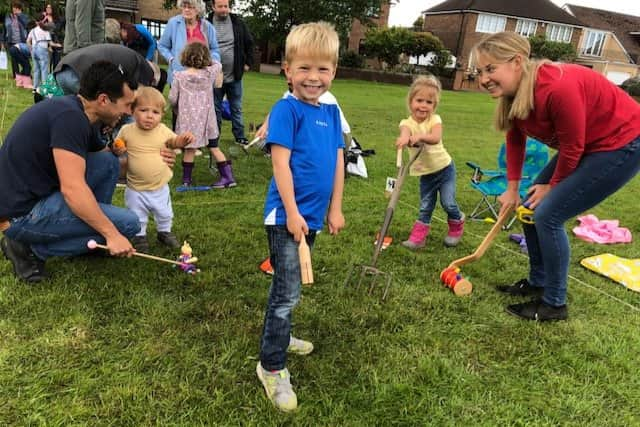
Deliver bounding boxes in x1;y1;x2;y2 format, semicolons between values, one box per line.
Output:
396;148;402;168
298;236;313;284
448;205;515;269
91;242;188;267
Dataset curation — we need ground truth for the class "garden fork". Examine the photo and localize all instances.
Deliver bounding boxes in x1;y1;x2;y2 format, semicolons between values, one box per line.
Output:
345;144;424;300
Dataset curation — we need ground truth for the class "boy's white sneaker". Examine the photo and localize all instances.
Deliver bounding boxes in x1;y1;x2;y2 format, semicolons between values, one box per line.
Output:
287;336;314;355
256;362;297;412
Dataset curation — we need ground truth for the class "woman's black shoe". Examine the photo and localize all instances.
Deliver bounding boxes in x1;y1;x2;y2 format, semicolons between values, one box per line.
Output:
496;278;544;296
506;298;568;321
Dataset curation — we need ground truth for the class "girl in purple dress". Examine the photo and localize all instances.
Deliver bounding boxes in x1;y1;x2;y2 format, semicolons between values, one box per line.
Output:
169;42;236;188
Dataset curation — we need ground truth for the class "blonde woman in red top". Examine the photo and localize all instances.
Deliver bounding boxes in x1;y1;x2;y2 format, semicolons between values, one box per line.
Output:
473;31;640;321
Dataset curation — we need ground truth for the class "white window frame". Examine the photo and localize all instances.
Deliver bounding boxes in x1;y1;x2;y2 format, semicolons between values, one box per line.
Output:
515;19;537;38
546;24;573;43
582;30;606;57
475;14;506;34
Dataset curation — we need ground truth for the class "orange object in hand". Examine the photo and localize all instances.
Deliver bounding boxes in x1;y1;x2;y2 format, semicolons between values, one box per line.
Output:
113;138;126;150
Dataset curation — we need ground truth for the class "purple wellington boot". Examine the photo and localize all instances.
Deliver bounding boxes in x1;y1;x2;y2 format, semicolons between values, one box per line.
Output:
212;160;237;189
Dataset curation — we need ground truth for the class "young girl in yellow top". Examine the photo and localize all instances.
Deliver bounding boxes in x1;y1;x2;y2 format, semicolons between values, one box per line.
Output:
396;75;464;249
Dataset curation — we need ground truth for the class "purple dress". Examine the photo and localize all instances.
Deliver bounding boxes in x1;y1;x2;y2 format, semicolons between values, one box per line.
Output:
168;63;222;148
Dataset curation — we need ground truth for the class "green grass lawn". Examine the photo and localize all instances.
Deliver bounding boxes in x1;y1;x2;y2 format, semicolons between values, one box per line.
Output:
1;70;640;425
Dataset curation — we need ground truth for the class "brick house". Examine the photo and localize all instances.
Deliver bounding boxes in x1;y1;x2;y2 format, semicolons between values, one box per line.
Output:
347;3;391;54
421;0;584;90
563;4;640;84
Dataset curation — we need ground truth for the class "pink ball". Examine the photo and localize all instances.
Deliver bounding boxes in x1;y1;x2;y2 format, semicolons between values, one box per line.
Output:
87;240;97;249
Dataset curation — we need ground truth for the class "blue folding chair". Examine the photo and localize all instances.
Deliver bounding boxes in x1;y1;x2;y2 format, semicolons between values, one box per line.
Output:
466;138;549;227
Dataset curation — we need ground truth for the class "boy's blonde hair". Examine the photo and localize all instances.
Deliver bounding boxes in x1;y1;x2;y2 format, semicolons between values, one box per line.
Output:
180;41;211;69
285;22;339;65
407;74;442;112
472;31;549;132
133;86;166;111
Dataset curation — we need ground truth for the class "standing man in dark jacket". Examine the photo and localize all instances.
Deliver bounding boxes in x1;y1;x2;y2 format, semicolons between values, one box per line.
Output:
207;0;254;146
2;1;32;88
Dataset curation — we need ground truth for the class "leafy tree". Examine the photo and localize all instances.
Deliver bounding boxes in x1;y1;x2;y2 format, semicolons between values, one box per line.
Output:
406;31;443;58
0;0;50;19
362;27;444;68
529;35;576;62
412;16;423;32
621;76;640;97
238;0;393;53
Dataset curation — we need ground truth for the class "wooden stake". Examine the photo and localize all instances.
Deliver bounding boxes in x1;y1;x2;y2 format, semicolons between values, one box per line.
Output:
298;236;313;284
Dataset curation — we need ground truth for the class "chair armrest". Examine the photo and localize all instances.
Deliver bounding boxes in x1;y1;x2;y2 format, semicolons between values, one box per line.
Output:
466;162;504;183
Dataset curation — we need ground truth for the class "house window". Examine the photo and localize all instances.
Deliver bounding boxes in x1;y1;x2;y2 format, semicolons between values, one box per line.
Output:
546;24;573;43
582;30;606;56
475;14;506;33
141;19;167;39
515;19;537;37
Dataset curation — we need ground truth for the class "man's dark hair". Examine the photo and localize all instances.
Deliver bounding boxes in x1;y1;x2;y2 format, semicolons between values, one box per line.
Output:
78;61;138;101
12;1;23;9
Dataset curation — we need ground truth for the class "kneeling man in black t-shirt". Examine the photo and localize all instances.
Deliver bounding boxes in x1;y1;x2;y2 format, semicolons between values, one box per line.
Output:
0;61;173;282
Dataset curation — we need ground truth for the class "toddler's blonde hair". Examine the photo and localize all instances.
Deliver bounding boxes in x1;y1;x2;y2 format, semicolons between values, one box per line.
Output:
133;86;166;111
407;74;442;112
285;22;339;66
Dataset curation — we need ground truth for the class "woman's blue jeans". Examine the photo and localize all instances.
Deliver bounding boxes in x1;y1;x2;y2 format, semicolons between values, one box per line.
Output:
4;152;140;259
524;136;640;306
418;162;462;224
260;225;316;371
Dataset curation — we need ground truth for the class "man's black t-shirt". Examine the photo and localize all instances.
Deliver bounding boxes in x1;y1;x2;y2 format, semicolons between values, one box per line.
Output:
0;96;100;219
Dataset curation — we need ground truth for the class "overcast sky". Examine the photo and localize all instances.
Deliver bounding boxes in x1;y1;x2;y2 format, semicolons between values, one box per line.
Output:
388;1;640;27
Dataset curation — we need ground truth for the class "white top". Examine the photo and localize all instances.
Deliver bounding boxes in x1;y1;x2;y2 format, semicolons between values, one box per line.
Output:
27;26;51;47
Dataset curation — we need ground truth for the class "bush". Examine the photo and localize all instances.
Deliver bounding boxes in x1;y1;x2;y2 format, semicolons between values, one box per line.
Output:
529;35;576;62
339;51;365;69
620;76;640;96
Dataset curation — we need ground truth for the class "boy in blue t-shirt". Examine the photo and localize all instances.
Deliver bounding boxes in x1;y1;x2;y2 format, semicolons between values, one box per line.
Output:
257;22;345;412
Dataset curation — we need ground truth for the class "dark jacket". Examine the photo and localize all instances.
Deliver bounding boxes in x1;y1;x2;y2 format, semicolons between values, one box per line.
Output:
2;12;29;45
207;13;254;81
53;44;154;87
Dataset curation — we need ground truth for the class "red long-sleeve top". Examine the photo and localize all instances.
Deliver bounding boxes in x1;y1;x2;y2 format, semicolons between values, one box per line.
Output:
506;63;640;186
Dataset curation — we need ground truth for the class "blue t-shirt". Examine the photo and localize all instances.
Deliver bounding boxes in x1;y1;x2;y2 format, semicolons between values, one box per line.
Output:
263;97;344;230
0;96;98;219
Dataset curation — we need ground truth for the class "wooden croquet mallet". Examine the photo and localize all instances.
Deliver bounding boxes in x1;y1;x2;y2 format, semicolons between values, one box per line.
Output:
440;206;515;296
87;239;190;267
298;236;313;284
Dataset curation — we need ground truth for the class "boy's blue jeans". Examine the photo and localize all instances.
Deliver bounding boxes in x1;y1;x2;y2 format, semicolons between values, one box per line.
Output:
524;136;640;306
418;162;463;224
4;152;140;259
260;225;317;371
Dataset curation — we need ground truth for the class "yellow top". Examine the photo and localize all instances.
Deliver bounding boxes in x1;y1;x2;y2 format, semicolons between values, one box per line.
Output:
117;123;176;191
399;114;451;176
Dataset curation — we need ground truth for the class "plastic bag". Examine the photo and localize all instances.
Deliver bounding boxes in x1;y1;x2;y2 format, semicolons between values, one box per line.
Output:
38;74;64;99
0;49;7;70
221;98;232;120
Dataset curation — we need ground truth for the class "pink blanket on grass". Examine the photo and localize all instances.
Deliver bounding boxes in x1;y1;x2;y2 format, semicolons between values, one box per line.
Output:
572;215;632;244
